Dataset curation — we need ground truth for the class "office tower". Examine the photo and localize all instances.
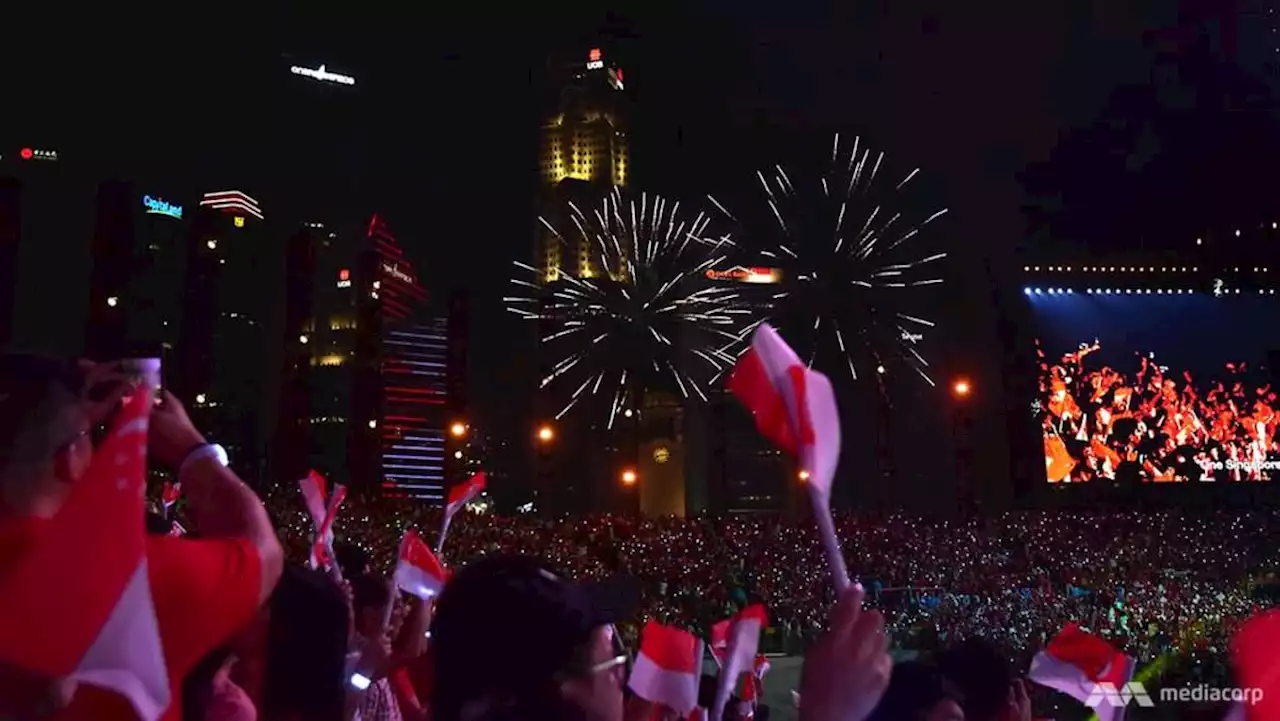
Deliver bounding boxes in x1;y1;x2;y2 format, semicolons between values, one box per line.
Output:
380;319;448;500
1;144;94;356
180;189;279;481
84;182;189;360
536;48;629;282
362;214;444;500
275;225;319;487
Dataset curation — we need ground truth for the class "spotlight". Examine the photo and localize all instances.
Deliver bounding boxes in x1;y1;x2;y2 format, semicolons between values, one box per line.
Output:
1024;287;1032;295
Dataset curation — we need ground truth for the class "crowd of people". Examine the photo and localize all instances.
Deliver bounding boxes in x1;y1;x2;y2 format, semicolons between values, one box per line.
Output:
1039;341;1279;483
3;351;1277;721
266;493;1276;669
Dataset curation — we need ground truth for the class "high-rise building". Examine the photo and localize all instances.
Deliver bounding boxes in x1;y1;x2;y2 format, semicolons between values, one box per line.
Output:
0;144;95;356
179;189;280;482
279;213;465;501
85;181;189;360
364;215;444;500
536;48;629;282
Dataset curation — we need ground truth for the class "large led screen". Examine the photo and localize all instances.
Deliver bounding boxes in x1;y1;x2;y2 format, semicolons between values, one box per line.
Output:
1028;291;1279;483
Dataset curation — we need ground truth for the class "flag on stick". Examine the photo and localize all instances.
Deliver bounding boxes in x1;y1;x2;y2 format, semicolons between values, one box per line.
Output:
627;621;703;716
1027;623;1135;721
437;472;485;554
394;530;448;601
729;324;847;590
710;604;768;721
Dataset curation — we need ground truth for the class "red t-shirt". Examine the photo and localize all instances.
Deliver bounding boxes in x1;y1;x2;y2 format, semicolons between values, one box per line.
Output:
0;517;263;720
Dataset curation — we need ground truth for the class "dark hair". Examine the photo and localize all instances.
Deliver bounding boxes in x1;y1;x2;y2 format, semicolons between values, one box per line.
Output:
867;660;963;721
261;565;348;721
334;542;369;578
348;573;391;614
936;639;1011;721
0;353;85;474
145;511;173;536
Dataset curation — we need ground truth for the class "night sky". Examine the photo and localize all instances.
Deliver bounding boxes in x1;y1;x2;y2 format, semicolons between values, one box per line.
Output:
11;3;1280;478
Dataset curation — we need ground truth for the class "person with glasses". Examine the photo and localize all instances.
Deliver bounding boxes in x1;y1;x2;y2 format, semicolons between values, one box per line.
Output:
0;353;284;719
428;555;641;721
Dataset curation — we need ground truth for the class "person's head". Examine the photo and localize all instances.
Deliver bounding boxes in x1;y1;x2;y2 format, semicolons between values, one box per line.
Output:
429;555;640;721
245;565;347;721
349;573;398;639
0;353;91;517
334;542;370;578
866;660;964;721
937;639;1012;721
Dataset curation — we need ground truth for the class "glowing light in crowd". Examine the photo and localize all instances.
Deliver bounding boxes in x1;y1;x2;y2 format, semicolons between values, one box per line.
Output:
199;190;263;220
798;469;811;481
290;63;356;86
142;195;182;219
953;379;971;397
107;296;118;307
537;425;554;443
507;188;756;428
450;422;467;438
621;469;637;485
709;134;949;389
587;48;604;70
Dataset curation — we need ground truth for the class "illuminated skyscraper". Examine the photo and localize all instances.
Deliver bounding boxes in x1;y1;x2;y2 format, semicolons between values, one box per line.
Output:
179;189;280;480
536;47;629;283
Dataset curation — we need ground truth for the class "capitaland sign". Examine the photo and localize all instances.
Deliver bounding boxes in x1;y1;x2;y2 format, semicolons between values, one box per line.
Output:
290;64;356;86
143;195;182;220
383;263;412;283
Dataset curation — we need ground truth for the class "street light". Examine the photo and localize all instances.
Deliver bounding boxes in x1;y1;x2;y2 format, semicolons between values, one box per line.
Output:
450;421;467;438
621;469;637;486
537;425;555;443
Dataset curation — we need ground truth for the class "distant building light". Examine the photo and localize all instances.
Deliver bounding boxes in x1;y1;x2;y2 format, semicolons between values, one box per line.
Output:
206;239;218;250
142;195;182;219
705;266;782;284
200;190;263;220
290;64;356;86
234;216;245;228
587;60;604;70
106;296;118;307
20;147;57;161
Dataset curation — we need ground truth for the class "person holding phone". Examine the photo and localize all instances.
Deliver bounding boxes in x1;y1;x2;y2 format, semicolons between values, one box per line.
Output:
0;353;284;720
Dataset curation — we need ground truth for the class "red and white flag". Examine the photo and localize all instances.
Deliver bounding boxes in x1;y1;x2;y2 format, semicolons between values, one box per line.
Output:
160;481;181;516
437;472;486;553
710;605;769;721
0;388;170;720
1230;609;1280;721
299;470;344;572
394;530;448;600
627;621;703;715
729;324;848;589
1027;624;1135;721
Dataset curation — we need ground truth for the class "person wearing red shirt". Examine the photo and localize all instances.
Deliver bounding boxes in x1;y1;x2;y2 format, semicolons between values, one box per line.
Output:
0;354;284;719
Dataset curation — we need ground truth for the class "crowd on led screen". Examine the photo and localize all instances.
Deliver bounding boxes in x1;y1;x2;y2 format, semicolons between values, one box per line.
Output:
1030;294;1279;483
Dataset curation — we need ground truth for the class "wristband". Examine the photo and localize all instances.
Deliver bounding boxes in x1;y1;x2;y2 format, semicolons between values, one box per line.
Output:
178;443;228;478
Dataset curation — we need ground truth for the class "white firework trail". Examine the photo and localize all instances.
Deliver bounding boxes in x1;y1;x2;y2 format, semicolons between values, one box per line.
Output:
508;187;760;428
709;133;949;387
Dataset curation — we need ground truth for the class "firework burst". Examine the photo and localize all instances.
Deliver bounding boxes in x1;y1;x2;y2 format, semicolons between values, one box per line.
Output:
507;188;759;428
709;133;949;388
